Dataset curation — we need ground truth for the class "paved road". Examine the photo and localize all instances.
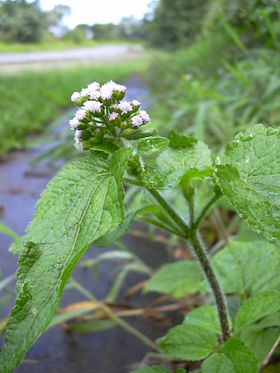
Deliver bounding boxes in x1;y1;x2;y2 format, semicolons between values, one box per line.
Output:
0;44;139;64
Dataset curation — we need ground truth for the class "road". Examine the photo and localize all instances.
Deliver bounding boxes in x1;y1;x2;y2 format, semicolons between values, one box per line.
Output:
0;44;143;72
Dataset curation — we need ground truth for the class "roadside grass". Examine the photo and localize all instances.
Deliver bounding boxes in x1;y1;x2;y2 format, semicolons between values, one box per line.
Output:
144;38;280;151
0;57;149;156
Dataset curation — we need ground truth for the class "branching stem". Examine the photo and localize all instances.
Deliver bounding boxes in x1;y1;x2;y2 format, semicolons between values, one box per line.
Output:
146;186;230;342
147;188;190;238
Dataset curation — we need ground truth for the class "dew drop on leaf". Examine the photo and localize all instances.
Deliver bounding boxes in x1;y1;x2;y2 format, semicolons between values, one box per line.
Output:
239;133;254;142
266;127;278;136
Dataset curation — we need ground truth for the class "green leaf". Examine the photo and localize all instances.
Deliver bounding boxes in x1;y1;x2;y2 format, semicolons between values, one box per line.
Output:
125;127;157;140
202;353;235;373
157;324;218;360
220;338;258;373
93;210;136;247
141;166;183;190
141;134;212;189
238;323;280;361
130;366;171;373
255;311;280;330
158;137;212;172
212;240;280;296
144;260;206;298
234;290;280;331
167;130;198;148
89;139;119;154
202;338;259;373
137;136;170;155
180;167;213;188
184;305;223;334
215;124;280;240
0;149;131;373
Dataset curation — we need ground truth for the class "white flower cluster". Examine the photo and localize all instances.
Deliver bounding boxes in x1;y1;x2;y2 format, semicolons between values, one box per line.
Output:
69;80;151;150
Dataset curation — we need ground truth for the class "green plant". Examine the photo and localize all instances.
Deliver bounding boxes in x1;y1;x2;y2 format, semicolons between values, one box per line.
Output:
0;81;279;373
148;49;280;153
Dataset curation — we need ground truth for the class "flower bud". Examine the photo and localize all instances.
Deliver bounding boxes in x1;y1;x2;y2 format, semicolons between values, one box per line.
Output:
131;100;141;111
139;110;151;124
131;115;143;127
118;101;133;114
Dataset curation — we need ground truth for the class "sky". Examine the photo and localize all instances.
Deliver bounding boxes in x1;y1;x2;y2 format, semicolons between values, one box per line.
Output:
39;0;153;28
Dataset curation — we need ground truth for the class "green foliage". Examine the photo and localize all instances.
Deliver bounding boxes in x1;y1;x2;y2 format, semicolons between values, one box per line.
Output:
143;0;212;50
184;305;225;334
0;150;131;372
215;124;280;240
234;290;280;331
141;132;212;190
147;51;280;150
1;77;280;373
0;0;45;43
157;323;218;360
212;240;280;297
202;338;259;373
202;0;280;49
92;23;121;41
144;260;206;298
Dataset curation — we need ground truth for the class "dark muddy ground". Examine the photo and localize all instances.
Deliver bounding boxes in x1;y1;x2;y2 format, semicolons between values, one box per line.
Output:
0;78;180;372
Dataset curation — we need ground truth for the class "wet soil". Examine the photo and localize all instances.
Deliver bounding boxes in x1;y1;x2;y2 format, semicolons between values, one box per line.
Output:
0;78;180;372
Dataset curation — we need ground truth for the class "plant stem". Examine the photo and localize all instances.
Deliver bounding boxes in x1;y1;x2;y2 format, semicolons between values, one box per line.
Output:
124;177;189;237
188;231;230;342
70;277;159;351
148;188;189;238
125;177;229;341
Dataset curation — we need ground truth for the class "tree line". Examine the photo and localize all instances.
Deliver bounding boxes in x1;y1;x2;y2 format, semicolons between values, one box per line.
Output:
0;0;279;49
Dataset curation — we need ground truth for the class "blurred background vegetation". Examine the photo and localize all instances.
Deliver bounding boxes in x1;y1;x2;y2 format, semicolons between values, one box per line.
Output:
0;0;279;156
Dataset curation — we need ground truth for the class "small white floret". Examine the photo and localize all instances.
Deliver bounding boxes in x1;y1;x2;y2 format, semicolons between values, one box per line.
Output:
131;115;143;127
118;101;132;114
75;109;87;120
84;100;102;113
71;91;80;103
139;110;151;124
69;117;80;130
109;112;119;121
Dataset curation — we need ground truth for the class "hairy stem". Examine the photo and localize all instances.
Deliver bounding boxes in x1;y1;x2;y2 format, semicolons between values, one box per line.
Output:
125;175;229;342
188;231;230;342
147;188;189;238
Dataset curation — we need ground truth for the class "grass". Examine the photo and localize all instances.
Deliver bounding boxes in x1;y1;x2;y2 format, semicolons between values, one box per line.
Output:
144;36;280;151
0;56;150;156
